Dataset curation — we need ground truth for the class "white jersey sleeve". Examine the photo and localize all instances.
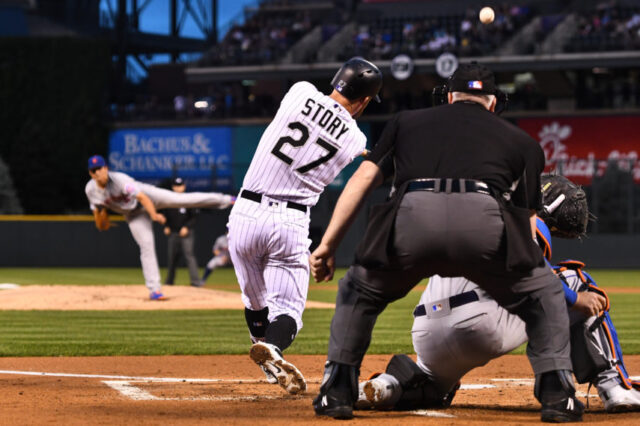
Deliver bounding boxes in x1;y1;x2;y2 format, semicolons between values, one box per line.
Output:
85;171;141;214
241;81;367;206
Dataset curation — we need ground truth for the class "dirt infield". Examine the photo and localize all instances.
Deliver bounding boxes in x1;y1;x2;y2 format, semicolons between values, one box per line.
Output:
0;285;334;310
0;354;638;424
0;285;636;311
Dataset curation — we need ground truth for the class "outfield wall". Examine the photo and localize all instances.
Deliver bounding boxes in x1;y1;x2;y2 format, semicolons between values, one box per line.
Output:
1;192;639;269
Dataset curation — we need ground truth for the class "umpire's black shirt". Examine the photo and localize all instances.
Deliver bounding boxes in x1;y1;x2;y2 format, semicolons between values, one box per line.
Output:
367;102;545;210
163;207;197;233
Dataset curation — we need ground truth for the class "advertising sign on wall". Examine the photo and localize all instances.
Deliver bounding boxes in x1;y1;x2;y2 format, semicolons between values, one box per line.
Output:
108;127;232;191
518;116;640;184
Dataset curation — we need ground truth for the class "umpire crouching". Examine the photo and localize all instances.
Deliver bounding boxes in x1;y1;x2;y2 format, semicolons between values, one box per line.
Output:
310;62;583;422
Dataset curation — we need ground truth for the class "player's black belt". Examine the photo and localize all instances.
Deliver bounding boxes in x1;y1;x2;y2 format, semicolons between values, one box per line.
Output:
406;179;492;196
413;290;480;317
240;189;308;213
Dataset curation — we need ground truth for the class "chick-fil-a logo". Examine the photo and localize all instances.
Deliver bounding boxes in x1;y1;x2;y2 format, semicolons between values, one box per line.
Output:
538;122;571;165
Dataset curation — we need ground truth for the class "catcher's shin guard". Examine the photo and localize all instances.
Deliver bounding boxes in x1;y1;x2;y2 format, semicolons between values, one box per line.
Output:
558;262;640;391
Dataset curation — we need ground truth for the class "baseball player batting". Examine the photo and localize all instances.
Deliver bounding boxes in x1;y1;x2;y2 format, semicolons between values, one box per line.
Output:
356;176;640;413
227;57;382;394
85;155;235;300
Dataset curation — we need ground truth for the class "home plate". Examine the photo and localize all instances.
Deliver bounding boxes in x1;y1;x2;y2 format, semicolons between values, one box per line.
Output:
411;410;455;418
0;283;20;290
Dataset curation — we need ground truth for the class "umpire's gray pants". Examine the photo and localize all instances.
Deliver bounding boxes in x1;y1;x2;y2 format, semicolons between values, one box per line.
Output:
165;232;200;286
328;191;572;375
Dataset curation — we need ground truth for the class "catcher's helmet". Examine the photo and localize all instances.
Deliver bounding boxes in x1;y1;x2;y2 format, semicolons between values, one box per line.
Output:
331;57;383;103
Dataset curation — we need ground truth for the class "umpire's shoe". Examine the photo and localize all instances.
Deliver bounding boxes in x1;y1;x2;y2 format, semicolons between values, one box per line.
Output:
313;361;359;420
249;342;306;394
535;370;584;422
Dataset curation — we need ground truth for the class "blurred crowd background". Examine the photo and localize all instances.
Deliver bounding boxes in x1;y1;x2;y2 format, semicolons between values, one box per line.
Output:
1;0;639;236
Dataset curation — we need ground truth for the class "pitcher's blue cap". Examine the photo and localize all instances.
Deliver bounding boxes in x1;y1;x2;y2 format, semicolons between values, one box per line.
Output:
88;155;106;170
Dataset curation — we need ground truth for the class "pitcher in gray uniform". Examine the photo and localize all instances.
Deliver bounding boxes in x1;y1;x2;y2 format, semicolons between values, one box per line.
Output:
85;155;235;300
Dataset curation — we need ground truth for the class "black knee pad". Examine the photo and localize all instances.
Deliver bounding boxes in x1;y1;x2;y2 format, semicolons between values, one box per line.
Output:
385;354;455;410
265;314;297;351
244;307;269;341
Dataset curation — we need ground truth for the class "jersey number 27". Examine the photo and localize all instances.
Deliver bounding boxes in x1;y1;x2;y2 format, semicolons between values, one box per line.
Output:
271;121;338;174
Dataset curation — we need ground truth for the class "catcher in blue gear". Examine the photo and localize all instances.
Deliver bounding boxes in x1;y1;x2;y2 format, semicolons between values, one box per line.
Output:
356;175;640;414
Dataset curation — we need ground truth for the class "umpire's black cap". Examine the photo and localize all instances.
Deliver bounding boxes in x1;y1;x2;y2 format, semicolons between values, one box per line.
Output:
448;62;497;95
331;57;383;103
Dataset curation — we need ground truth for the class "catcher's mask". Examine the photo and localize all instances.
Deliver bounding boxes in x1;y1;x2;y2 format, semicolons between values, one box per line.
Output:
432;62;508;114
535;217;552;262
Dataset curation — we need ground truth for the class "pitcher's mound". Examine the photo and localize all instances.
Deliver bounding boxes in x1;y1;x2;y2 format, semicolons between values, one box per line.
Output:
0;285;335;310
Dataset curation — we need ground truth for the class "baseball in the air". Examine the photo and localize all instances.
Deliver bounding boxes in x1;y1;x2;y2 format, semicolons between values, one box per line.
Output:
479;7;495;24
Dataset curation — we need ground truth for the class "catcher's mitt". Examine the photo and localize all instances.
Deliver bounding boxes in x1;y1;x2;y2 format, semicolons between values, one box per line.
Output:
95;208;111;231
538;175;590;239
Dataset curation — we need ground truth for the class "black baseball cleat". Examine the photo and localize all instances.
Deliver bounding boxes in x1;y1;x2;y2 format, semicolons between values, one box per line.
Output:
313;393;353;419
313;362;358;420
535;370;584;423
541;395;584;423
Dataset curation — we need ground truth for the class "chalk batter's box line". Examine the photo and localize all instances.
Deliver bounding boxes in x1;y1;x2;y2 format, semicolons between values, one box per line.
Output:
2;370;636;386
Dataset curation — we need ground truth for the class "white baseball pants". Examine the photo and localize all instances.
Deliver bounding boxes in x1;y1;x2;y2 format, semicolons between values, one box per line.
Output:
227;196;311;331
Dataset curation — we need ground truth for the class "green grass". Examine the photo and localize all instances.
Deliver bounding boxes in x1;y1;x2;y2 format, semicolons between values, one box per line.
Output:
0;268;638;356
2;267;638;289
586;270;640;288
0;267;239;286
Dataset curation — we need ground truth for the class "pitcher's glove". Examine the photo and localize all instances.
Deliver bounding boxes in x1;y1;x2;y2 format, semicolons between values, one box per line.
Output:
95;208;111;231
538;175;590;239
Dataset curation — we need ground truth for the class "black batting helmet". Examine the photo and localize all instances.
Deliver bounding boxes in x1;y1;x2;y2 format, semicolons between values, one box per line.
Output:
331;57;382;103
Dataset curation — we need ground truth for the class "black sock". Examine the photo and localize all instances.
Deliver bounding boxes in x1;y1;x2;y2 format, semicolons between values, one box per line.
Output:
264;314;297;351
244;307;269;341
202;268;212;281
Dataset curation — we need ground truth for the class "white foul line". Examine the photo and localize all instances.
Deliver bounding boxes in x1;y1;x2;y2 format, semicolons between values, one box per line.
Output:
576;391;599;399
0;369;313;402
0;370;262;383
411;410;456;418
102;380;290;402
103;381;162;400
461;384;496;390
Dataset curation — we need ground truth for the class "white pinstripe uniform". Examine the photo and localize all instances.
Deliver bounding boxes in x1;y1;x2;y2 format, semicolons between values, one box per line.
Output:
228;81;367;332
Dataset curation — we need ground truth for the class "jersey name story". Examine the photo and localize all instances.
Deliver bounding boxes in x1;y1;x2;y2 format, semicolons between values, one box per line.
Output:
301;98;350;140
